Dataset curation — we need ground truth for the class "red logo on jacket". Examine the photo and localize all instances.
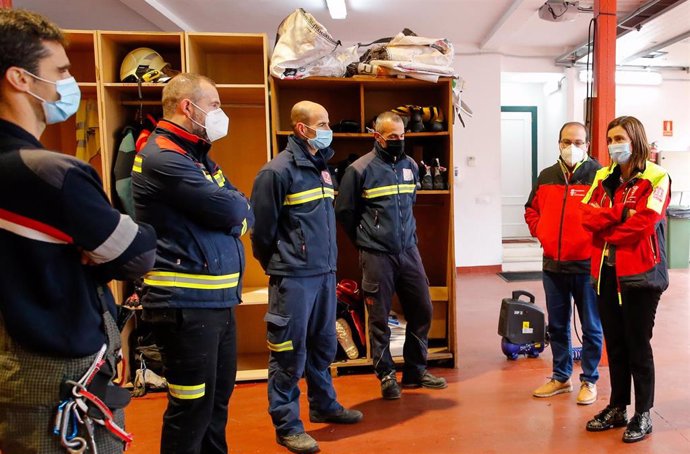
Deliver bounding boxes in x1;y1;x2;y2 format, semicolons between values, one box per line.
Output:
652;186;666;202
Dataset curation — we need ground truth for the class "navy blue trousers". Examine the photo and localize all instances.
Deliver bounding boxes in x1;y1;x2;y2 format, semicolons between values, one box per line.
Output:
360;247;432;382
265;273;342;436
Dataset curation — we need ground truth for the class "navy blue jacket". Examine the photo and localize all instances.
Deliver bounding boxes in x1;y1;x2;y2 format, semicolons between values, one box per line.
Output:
132;120;254;309
0;119;156;357
251;135;337;276
335;144;419;253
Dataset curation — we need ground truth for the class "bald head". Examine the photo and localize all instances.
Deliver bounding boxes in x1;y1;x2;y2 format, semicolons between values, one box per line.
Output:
291;100;330;154
291;100;327;129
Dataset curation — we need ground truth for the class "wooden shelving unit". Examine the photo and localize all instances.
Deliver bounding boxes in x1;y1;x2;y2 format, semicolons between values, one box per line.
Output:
58;30;456;381
270;76;457;373
184;32;271;382
62;30;271;382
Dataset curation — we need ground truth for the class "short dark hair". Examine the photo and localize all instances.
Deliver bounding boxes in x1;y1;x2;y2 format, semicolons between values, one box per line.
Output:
607;116;649;171
559;121;589;142
0;9;65;78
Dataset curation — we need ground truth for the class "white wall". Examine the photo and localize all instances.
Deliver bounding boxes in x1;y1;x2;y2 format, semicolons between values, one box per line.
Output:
571;73;690;152
615;80;690;152
453;56;570;267
453;54;503;267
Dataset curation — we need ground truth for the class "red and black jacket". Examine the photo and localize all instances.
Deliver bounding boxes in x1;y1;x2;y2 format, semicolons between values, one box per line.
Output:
581;162;670;294
525;157;601;273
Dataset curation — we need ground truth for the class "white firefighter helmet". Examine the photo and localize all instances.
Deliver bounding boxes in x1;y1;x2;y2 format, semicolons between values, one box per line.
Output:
120;47;170;83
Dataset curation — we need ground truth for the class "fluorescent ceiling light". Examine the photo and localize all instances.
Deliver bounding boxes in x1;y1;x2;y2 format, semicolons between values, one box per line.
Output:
578;70;663;85
326;0;347;19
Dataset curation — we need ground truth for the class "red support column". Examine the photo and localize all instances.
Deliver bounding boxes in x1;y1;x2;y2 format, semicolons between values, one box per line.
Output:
591;0;617;165
0;0;12;8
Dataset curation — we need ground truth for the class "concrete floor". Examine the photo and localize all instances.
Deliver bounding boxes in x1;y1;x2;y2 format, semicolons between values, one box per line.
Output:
125;269;690;453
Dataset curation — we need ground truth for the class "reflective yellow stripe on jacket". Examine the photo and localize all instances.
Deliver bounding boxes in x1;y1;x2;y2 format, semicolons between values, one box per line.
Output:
144;271;240;290
213;169;226;187
132;155;143;173
284;187;335;206
362;183;416;199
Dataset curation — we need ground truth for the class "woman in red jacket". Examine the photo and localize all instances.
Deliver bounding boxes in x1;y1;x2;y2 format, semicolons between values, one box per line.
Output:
581;116;671;443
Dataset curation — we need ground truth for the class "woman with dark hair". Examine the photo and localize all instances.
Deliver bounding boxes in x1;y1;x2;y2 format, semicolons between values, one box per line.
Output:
580;116;671;443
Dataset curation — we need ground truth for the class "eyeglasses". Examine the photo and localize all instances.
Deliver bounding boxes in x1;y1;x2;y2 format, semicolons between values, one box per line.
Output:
560;140;587;147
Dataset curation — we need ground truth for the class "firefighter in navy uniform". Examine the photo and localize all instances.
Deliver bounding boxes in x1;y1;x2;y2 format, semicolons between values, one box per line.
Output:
335;112;447;401
0;9;156;453
132;73;253;454
251;101;363;454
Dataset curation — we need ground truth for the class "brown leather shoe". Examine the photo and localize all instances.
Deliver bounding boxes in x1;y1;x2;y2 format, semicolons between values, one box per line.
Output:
576;381;597;405
276;432;320;454
533;378;572;397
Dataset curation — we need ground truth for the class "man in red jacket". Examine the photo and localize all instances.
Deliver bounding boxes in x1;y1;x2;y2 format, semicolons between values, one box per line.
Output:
524;122;603;405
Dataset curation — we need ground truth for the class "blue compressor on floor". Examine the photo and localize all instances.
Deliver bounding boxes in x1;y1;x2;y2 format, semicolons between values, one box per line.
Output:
497;290;546;360
497;290;584;360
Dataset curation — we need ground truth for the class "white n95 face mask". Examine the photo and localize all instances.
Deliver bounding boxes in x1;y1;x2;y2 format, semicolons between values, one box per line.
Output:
561;144;585;167
190;102;230;142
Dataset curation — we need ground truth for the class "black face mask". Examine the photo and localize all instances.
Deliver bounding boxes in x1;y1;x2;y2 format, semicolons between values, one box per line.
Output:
385;139;405;159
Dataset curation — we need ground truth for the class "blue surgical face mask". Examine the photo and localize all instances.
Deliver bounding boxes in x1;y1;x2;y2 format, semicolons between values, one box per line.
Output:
304;124;333;150
25;71;81;125
608;142;632;164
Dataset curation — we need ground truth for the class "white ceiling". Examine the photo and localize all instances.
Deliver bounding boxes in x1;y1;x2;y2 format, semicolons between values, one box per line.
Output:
14;0;690;70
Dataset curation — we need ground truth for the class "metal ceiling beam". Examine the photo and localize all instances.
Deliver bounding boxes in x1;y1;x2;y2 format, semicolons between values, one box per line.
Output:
621;29;690;63
479;0;526;50
554;0;688;66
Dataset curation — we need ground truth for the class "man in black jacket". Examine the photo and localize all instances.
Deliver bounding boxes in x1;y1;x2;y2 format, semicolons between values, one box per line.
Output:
132;73;253;454
251;101;362;454
0;9;157;453
335;112;447;400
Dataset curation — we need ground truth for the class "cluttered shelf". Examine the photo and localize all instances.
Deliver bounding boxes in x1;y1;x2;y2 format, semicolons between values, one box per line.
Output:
273;76;454;87
275;131;449;138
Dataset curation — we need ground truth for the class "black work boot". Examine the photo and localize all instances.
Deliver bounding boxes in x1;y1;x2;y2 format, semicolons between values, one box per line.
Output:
402;371;447;389
276;432;320;454
432;158;447;190
381;371;401;400
622;411;653;443
420;160;433;190
586;405;628;431
309;407;363;424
